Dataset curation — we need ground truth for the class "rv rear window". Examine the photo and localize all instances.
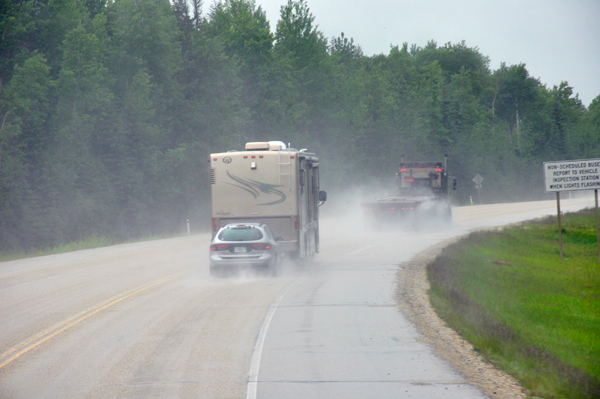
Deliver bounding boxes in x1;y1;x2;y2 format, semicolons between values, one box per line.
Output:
219;227;263;241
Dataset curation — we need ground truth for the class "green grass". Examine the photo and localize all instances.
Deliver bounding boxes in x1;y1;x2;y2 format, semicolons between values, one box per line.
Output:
0;234;117;262
428;208;600;399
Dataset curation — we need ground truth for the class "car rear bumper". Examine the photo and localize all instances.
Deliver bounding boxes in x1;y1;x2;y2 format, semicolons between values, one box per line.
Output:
210;252;276;270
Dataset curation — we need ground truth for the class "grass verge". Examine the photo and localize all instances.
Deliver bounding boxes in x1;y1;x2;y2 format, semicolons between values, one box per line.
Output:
428;207;600;399
0;232;195;262
0;235;118;262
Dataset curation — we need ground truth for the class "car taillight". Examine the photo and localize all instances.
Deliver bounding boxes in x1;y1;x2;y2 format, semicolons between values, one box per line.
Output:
211;244;228;251
252;243;271;250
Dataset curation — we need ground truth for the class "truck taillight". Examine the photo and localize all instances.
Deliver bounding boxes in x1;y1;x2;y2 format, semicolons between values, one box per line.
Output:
211;244;228;251
212;218;217;232
294;216;299;229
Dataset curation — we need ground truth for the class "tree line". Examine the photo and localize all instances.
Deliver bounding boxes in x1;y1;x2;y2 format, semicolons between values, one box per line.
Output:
1;0;599;252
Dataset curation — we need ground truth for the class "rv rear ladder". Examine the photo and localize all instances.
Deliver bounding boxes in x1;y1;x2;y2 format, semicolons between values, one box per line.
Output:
278;150;291;184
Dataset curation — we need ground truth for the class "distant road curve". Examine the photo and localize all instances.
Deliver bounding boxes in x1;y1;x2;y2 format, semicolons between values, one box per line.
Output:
395;196;595;398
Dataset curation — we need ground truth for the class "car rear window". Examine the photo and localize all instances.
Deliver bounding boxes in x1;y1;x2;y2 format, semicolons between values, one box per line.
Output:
219;227;263;241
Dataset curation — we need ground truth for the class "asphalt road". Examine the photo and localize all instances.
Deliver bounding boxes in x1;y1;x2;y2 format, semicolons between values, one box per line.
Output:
0;196;595;398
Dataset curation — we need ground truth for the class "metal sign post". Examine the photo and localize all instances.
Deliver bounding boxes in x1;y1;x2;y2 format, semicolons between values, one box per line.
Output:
543;158;600;262
556;192;563;260
596;189;600;264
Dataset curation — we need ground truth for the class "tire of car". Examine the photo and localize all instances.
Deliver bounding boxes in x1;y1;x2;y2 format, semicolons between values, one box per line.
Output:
268;264;277;277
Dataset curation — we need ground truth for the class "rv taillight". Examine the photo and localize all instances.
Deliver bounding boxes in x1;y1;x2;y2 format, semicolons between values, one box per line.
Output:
212;218;217;232
294;216;299;229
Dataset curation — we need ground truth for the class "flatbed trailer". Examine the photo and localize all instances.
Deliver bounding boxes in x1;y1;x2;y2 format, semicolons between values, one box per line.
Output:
362;158;455;223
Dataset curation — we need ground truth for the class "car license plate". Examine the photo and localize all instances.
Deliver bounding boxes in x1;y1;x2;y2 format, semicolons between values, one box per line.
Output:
234;246;246;253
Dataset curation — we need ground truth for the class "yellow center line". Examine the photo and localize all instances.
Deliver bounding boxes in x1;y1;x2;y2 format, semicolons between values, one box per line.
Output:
0;271;188;369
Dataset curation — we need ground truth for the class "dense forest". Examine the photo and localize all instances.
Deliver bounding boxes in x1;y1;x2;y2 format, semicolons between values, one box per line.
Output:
1;0;599;252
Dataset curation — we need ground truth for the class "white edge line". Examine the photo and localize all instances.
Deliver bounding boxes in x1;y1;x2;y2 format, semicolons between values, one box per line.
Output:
246;281;297;399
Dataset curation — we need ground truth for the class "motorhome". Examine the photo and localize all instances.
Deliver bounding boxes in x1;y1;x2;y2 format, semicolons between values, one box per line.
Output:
210;141;326;259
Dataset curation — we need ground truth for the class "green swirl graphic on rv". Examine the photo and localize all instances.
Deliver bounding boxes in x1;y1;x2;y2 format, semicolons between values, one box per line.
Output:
225;171;287;205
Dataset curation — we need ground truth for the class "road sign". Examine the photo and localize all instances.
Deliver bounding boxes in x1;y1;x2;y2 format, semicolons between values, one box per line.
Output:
473;174;483;204
543;158;600;263
543;159;600;192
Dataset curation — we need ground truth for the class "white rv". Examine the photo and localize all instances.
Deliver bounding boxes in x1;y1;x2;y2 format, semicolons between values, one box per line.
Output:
210;141;327;259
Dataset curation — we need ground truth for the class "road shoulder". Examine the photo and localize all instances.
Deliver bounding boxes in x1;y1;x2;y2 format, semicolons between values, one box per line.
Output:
396;236;527;399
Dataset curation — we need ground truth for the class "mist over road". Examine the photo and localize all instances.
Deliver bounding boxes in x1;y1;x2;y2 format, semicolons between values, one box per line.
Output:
0;196;594;398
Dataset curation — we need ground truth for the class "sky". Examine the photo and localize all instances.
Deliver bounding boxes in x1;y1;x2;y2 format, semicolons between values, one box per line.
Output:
209;0;600;107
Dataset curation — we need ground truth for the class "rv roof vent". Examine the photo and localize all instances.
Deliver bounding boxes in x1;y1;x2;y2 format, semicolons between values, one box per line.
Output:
245;142;270;151
268;141;286;151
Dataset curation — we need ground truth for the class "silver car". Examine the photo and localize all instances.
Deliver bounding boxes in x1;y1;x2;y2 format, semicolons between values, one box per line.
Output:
209;223;280;277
